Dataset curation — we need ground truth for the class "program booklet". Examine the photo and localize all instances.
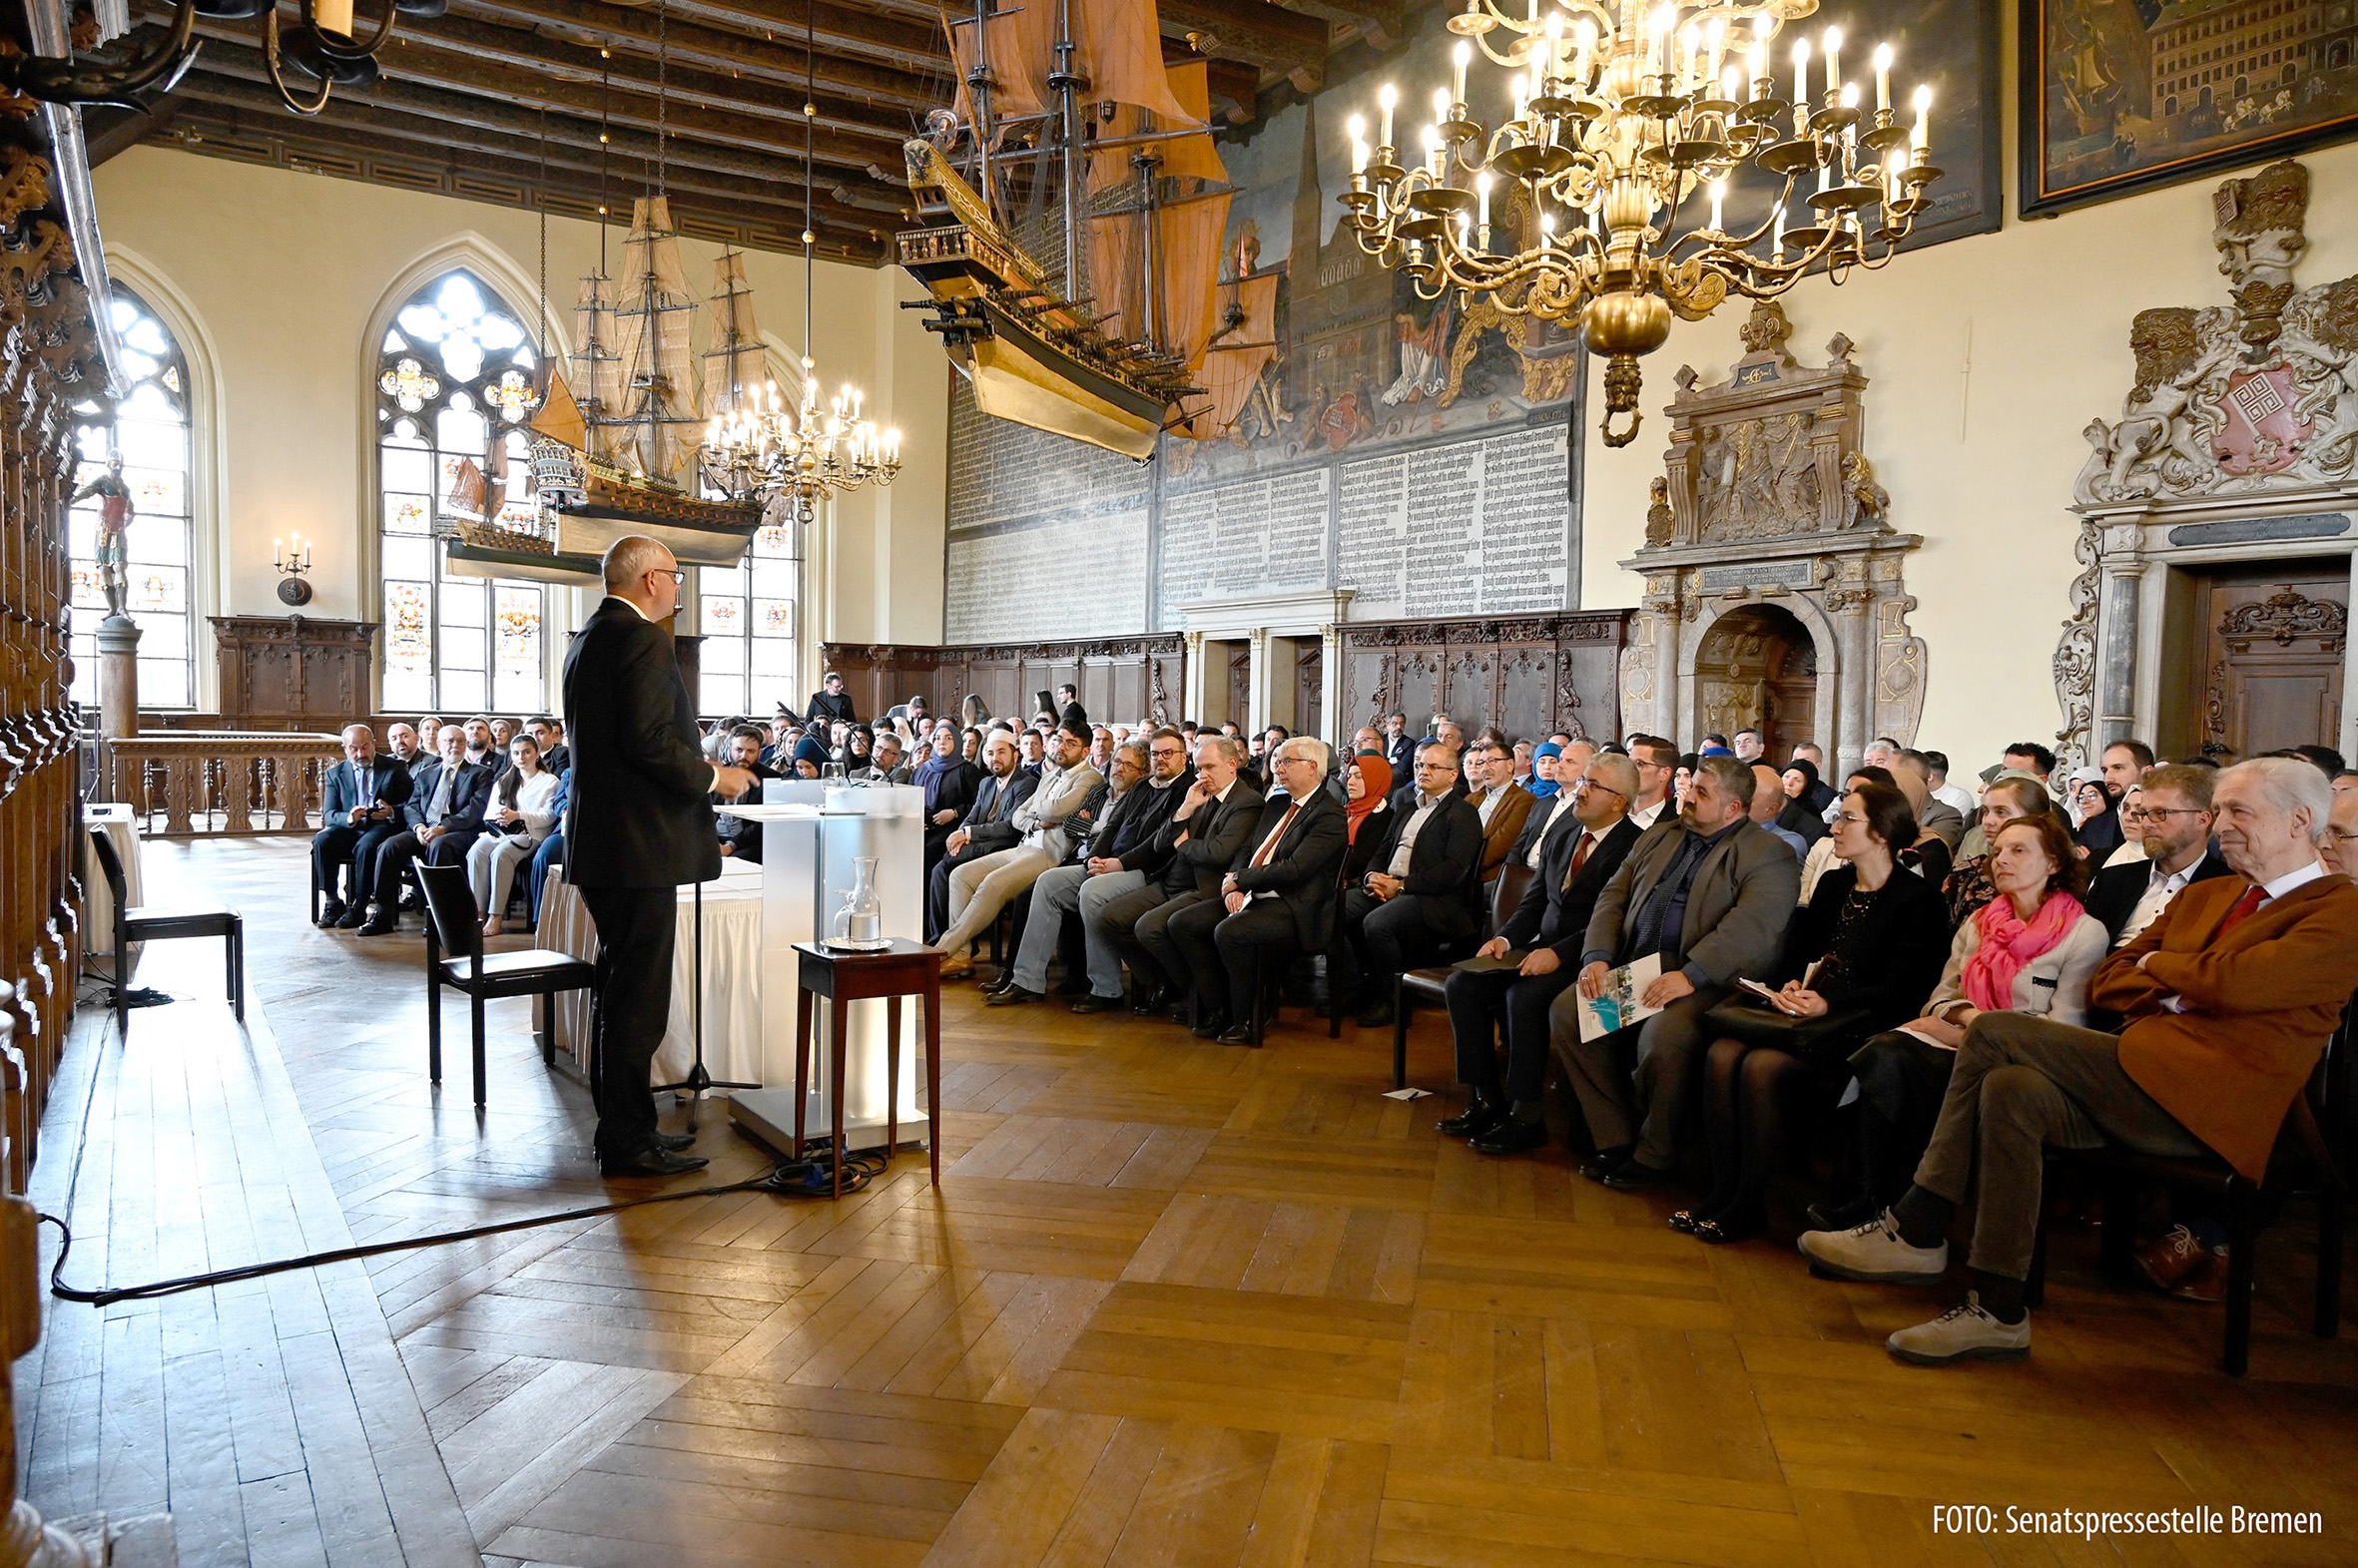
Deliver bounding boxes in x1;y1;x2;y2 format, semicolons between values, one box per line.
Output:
1577;954;1665;1043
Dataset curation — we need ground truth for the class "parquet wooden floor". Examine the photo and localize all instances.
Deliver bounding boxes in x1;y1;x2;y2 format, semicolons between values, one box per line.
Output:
18;837;2358;1566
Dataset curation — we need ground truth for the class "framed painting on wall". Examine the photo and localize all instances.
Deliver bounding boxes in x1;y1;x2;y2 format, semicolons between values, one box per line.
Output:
2022;0;2358;218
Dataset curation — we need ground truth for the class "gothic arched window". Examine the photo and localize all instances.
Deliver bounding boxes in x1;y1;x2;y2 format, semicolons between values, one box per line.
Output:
70;287;195;709
376;269;547;715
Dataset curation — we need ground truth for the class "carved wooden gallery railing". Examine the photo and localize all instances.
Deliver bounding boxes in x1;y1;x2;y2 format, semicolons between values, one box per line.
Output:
107;732;342;837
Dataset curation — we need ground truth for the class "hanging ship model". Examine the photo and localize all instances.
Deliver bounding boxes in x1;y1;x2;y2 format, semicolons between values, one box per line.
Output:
897;0;1267;459
444;197;766;586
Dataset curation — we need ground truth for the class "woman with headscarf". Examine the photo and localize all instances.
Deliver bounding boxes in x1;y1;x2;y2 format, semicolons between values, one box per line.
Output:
790;734;832;780
1339;753;1395;885
1526;742;1563;799
2070;769;2123;858
911;723;982;867
1775;760;1830;847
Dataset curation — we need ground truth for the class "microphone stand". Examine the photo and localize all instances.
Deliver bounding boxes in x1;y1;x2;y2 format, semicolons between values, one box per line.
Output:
652;870;761;1130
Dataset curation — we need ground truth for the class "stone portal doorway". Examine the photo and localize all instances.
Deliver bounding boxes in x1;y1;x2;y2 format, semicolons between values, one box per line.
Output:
1694;603;1819;763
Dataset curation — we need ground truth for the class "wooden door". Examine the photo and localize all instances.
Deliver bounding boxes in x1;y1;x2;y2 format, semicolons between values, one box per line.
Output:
2191;564;2347;761
1226;645;1252;730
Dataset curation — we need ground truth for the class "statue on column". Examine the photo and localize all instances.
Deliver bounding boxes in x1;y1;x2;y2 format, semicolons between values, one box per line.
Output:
72;450;135;623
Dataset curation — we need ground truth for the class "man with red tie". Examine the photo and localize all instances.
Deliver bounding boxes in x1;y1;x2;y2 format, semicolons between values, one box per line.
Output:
1800;756;2358;1365
1442;751;1643;1153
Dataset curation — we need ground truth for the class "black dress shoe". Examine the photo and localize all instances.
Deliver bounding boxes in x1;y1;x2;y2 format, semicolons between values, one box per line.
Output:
355;917;399;936
317;901;346;927
1129;985;1167;1016
1069;993;1122;1015
1472;1118;1549;1156
1601;1159;1673;1191
1667;1209;1703;1234
652;1130;696;1151
1216;1024;1258;1047
1191;1012;1230;1039
1435;1100;1503;1139
1577;1148;1632;1183
336;906;371;929
599;1147;709;1178
986;985;1042;1007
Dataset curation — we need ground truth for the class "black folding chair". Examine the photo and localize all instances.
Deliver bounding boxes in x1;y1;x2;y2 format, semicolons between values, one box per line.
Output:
88;826;244;1037
416;862;595;1109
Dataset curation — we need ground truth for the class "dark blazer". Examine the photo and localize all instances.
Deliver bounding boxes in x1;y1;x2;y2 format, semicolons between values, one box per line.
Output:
322;757;411;828
402;759;490;834
1361;787;1485;937
540;743;572;776
1091;773;1189;866
807;689;857;724
1146;777;1266;895
1060;701;1089;729
468;748;512;780
1384;733;1416;781
562;596;720;888
400;750;437;786
714;762;780;861
1508;791;1572;869
1500;812;1642;961
958;768;1039;856
1582;818;1801;987
2084;846;2233;943
1228;788;1349;947
1778;861;1952;1034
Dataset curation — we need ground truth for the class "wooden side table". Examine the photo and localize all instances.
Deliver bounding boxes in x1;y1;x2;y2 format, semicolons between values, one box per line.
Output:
791;938;943;1195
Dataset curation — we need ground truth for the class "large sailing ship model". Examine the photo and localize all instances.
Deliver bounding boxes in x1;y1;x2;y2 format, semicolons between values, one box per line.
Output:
897;0;1262;459
445;198;765;586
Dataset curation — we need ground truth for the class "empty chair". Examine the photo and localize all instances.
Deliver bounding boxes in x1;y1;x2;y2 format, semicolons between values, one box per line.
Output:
416;862;596;1109
88;826;244;1037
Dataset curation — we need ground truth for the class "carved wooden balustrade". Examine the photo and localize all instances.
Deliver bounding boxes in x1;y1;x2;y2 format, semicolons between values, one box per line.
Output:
107;732;342;837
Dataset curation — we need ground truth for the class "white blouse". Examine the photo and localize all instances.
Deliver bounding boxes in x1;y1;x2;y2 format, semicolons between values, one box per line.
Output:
494;769;563;844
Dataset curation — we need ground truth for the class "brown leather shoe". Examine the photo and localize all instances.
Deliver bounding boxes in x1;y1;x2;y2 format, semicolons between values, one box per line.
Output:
2133;1225;2206;1293
2170;1246;2230;1304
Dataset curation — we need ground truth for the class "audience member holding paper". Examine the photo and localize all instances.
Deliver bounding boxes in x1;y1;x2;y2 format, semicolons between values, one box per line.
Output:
1821;810;2103;1232
1550;757;1801;1187
1673;783;1951;1245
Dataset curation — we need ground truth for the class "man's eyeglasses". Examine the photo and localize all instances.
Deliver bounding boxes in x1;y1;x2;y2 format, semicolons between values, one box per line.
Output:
2141;806;2209;820
650;567;686;586
1573;777;1625;797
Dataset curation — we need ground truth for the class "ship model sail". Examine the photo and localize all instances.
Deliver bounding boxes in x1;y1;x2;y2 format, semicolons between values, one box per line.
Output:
897;0;1249;459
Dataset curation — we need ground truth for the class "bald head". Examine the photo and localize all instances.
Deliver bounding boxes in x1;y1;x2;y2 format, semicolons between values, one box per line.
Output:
602;535;682;620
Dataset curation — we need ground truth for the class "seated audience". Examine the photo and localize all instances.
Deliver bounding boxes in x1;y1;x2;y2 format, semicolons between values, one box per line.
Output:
714;724;781;864
2327;772;2358;874
1017;727;1047;776
935;722;1104;972
2070;770;2124;859
1511;740;1534;787
1338;753;1395;887
960;726;983;764
1925;750;1974;817
1749;763;1808;859
1383;711;1416;779
1944;773;2053;924
1799;757;2358;1366
2084;763;2228;945
489;717;517;753
845;727;875;773
913;724;983;867
1553;757;1801;1181
1447;751;1641;1152
1731;728;1765;764
1626;735;1677;829
991;736;1187;1007
468;733;563;935
926;731;1038;941
1468;740;1536;879
526;768;569;929
1335;742;1483;1028
1163;739;1347;1044
1893;752;1966;849
1788;744;1837;813
385;722;428;780
527;715;570;775
357;724;491;936
462;716;509;779
1679;782;1950;1244
1103;736;1264;1016
313;723;412;927
859;732;912;784
1510;741;1593;869
787;734;831;780
1829;811;2104;1230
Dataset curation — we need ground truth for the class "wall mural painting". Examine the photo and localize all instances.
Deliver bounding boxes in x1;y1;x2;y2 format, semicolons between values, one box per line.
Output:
2024;0;2358;218
943;4;1999;643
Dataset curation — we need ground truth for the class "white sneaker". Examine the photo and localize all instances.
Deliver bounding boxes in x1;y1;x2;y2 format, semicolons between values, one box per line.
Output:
1886;1292;2032;1366
1796;1210;1949;1286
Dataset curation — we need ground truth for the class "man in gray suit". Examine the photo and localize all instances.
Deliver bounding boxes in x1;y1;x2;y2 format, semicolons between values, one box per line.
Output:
1554;756;1801;1187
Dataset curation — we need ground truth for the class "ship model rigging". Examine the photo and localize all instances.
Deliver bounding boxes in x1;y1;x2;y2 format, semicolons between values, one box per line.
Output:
898;0;1264;459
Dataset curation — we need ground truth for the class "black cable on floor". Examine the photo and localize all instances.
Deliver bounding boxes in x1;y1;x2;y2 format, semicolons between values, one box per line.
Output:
40;1150;886;1307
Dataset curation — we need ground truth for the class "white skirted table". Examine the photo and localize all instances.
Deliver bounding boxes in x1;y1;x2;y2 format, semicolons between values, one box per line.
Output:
539;856;767;1085
81;803;144;962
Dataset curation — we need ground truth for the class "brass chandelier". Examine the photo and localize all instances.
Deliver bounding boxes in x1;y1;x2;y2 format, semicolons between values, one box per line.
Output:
1344;0;1941;445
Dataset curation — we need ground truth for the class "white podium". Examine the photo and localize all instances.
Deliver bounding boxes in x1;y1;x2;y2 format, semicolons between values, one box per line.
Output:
725;780;929;1153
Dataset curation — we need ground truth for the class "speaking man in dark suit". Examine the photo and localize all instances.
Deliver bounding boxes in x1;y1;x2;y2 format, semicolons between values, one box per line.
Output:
1165;737;1348;1044
1444;751;1642;1152
564;536;757;1178
357;723;490;935
313;723;412;927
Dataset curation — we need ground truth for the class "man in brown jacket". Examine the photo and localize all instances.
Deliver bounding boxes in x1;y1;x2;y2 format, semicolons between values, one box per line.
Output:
1799;756;2358;1365
1467;740;1535;880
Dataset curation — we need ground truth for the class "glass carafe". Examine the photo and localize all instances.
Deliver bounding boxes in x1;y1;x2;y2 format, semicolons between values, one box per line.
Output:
826;855;888;950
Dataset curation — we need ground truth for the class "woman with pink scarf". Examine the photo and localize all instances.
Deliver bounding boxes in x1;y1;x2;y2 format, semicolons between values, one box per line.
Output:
1814;812;2109;1232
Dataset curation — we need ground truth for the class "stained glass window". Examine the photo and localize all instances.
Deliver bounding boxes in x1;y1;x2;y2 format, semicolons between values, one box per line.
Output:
375;270;547;714
70;288;196;710
695;511;802;720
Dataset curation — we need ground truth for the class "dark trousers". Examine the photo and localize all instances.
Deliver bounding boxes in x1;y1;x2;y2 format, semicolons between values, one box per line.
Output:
579;883;674;1162
1128;887;1207;995
312;822;395;907
1336;888;1471;1002
1445;959;1580;1104
372;826;479;909
1169;896;1300;1022
527;831;565;925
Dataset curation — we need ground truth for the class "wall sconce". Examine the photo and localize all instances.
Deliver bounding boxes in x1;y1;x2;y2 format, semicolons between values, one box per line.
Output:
275;533;314;607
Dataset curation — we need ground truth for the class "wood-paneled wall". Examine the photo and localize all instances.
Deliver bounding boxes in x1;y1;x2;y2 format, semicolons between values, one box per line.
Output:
1336;612;1632;744
821;638;1188;728
2;101;107;1192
